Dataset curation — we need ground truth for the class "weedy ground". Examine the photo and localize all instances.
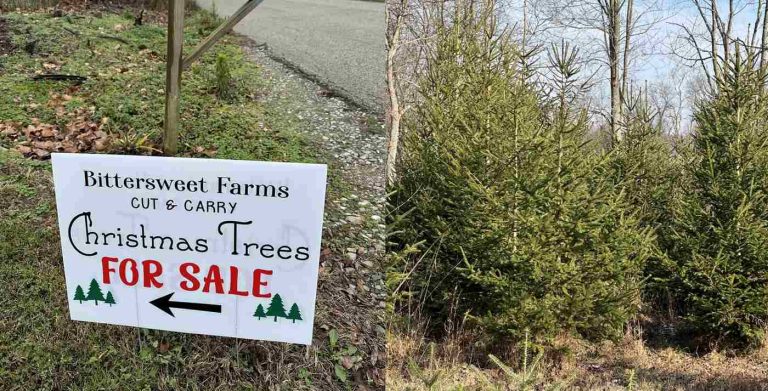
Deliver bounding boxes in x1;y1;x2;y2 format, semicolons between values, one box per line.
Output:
0;5;383;390
386;314;768;390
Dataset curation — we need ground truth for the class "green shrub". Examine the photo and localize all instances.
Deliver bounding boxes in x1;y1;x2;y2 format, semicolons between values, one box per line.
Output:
214;53;236;101
661;54;768;348
196;1;223;35
390;0;653;342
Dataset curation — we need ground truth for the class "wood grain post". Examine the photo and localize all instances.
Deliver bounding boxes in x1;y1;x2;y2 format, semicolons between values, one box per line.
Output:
163;0;185;155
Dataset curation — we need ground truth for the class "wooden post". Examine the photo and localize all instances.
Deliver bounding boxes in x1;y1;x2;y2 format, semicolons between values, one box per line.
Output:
182;0;265;70
162;0;261;155
163;0;185;155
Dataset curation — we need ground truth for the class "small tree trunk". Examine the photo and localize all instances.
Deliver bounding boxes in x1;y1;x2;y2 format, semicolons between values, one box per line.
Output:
621;0;634;113
385;0;405;187
711;1;721;82
761;0;768;73
609;0;622;143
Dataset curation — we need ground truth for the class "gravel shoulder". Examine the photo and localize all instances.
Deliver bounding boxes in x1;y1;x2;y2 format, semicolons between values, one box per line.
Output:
241;39;388;389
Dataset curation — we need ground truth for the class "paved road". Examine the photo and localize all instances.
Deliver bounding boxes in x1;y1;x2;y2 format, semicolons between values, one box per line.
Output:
193;0;385;112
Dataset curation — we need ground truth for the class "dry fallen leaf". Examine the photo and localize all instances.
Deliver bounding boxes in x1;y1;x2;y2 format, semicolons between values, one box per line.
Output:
5;108;112;159
33;148;50;158
40;127;56;138
16;145;32;154
43;62;60;71
0;123;18;137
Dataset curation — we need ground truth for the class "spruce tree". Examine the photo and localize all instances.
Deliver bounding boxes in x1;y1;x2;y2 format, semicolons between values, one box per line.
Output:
265;294;287;321
73;285;86;304
611;87;681;304
104;292;116;307
664;51;768;348
85;278;105;305
390;4;652;341
613;88;678;228
253;304;267;320
287;303;302;323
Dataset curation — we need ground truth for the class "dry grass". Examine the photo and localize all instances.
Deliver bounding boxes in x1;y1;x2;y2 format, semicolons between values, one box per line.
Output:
386;313;768;391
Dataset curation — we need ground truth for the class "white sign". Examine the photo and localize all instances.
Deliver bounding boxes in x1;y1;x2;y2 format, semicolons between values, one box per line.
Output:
51;153;327;345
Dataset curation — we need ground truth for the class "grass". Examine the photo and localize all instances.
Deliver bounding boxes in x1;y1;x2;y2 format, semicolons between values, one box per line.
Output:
0;8;311;161
386;313;768;390
0;7;380;390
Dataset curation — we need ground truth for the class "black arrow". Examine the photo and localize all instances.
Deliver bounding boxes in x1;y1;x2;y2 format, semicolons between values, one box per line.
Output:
149;292;221;317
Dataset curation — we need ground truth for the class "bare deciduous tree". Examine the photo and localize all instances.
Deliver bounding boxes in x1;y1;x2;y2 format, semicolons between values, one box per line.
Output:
672;0;768;88
385;0;442;186
385;0;408;186
520;0;664;144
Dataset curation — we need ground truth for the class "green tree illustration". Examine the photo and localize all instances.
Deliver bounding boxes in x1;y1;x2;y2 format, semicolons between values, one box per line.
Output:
86;278;105;305
105;291;116;307
73;285;86;304
287;303;302;323
265;294;287;321
253;304;267;320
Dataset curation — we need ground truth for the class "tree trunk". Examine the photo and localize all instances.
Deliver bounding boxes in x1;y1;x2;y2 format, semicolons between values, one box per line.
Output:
609;0;622;143
621;0;634;115
385;1;405;187
711;0;721;82
762;0;768;73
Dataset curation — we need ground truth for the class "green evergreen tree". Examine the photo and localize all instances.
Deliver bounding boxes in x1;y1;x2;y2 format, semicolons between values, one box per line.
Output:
265;294;287;321
73;285;86;304
613;88;679;227
663;51;768;348
253;304;267;320
104;291;116;307
389;5;652;341
287;303;302;323
611;87;682;304
85;278;105;305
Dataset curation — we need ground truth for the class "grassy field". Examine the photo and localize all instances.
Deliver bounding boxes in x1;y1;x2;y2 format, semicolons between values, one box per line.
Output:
0;7;382;390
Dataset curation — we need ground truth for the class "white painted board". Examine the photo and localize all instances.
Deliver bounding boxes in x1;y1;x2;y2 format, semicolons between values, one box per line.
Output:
51;153;327;345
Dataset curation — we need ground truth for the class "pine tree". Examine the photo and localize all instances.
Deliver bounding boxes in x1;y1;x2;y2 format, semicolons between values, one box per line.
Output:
265;294;287;321
253;304;267;320
85;278;105;305
287;303;302;323
104;291;116;307
73;285;86;304
663;51;768;348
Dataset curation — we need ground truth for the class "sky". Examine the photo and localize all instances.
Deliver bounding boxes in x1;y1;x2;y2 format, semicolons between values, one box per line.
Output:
498;0;762;132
